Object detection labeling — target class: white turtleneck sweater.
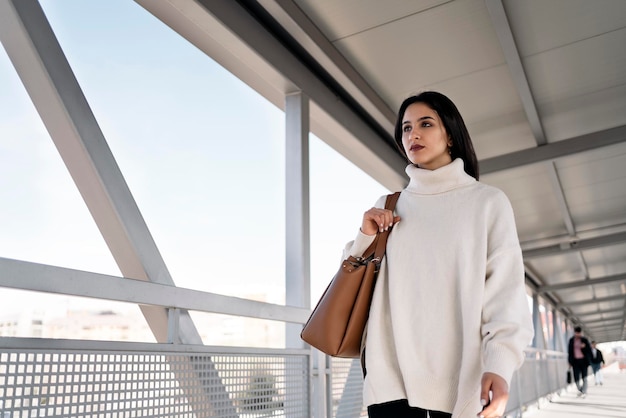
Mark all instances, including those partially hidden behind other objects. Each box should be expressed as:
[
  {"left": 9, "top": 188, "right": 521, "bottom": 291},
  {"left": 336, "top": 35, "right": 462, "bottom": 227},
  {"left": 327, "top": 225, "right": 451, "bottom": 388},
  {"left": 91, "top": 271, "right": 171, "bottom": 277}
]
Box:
[{"left": 345, "top": 159, "right": 533, "bottom": 417}]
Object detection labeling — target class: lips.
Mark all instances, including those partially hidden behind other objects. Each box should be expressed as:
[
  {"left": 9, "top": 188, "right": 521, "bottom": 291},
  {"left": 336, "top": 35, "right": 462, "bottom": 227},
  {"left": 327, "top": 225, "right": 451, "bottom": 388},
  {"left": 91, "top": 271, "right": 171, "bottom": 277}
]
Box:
[{"left": 410, "top": 144, "right": 424, "bottom": 151}]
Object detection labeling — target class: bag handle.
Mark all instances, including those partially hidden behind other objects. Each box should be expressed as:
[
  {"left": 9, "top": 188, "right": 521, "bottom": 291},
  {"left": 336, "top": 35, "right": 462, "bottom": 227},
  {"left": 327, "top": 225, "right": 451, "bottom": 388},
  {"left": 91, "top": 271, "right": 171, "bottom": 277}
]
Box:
[{"left": 363, "top": 191, "right": 401, "bottom": 261}]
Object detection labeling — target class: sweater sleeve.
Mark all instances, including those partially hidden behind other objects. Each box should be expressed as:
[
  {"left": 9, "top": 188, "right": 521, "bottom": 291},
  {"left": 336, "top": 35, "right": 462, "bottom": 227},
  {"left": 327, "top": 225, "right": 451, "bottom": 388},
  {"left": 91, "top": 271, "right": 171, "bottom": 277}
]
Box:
[
  {"left": 342, "top": 194, "right": 387, "bottom": 259},
  {"left": 480, "top": 192, "right": 534, "bottom": 386}
]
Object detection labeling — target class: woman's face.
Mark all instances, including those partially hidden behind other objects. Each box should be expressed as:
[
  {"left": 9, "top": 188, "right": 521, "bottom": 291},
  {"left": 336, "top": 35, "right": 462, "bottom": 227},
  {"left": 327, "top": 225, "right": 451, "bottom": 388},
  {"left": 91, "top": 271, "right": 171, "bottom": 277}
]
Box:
[{"left": 401, "top": 102, "right": 453, "bottom": 170}]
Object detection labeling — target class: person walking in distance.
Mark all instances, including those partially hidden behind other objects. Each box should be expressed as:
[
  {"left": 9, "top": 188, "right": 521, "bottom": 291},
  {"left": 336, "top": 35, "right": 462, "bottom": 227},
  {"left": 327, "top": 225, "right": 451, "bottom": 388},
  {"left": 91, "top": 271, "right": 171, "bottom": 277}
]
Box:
[
  {"left": 568, "top": 326, "right": 592, "bottom": 397},
  {"left": 590, "top": 341, "right": 605, "bottom": 386}
]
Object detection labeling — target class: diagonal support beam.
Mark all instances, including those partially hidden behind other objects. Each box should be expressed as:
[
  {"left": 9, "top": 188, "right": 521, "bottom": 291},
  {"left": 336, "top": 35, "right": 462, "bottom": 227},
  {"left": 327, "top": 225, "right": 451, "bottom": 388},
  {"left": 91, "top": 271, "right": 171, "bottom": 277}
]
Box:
[
  {"left": 0, "top": 0, "right": 190, "bottom": 343},
  {"left": 0, "top": 1, "right": 237, "bottom": 415}
]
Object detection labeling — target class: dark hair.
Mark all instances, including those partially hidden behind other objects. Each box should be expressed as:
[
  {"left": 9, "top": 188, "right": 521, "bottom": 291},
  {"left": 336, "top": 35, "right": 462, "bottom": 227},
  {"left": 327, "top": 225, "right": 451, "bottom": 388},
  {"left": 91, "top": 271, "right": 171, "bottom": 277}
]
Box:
[
  {"left": 574, "top": 326, "right": 582, "bottom": 333},
  {"left": 394, "top": 91, "right": 479, "bottom": 180}
]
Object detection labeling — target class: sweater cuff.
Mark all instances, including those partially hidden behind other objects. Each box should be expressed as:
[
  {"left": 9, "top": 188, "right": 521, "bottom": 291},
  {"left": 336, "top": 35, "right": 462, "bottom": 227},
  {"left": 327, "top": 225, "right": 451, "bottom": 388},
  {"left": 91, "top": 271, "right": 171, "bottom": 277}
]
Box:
[
  {"left": 347, "top": 230, "right": 377, "bottom": 258},
  {"left": 483, "top": 345, "right": 524, "bottom": 387}
]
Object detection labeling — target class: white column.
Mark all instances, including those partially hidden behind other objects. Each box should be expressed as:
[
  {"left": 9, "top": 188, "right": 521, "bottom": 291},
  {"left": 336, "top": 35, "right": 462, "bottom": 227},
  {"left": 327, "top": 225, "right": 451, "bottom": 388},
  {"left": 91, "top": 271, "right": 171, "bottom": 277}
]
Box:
[
  {"left": 285, "top": 91, "right": 314, "bottom": 417},
  {"left": 285, "top": 91, "right": 311, "bottom": 345}
]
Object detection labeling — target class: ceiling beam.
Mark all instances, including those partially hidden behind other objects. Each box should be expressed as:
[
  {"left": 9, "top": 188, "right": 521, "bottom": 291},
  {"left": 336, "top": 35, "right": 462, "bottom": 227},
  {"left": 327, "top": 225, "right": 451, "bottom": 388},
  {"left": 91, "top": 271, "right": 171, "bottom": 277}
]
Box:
[
  {"left": 557, "top": 294, "right": 625, "bottom": 308},
  {"left": 585, "top": 322, "right": 622, "bottom": 330},
  {"left": 576, "top": 307, "right": 626, "bottom": 318},
  {"left": 538, "top": 272, "right": 626, "bottom": 293},
  {"left": 523, "top": 231, "right": 626, "bottom": 259},
  {"left": 582, "top": 316, "right": 623, "bottom": 326},
  {"left": 255, "top": 0, "right": 396, "bottom": 131},
  {"left": 486, "top": 0, "right": 546, "bottom": 145},
  {"left": 480, "top": 124, "right": 626, "bottom": 174}
]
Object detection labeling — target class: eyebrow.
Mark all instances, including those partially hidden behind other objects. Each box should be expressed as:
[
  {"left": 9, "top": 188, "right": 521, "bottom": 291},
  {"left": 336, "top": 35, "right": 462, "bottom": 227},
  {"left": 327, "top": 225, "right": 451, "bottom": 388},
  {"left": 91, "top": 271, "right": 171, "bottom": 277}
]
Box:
[{"left": 402, "top": 116, "right": 435, "bottom": 124}]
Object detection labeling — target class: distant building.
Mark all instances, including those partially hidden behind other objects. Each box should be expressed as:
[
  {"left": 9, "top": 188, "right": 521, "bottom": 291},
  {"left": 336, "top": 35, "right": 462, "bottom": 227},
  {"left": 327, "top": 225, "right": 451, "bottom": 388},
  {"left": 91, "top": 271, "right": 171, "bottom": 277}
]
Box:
[{"left": 1, "top": 289, "right": 285, "bottom": 347}]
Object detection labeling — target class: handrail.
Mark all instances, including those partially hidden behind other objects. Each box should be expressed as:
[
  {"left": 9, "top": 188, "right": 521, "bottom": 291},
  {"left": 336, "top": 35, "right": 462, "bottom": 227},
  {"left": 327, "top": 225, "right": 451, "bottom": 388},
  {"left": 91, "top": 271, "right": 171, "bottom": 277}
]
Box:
[{"left": 0, "top": 257, "right": 310, "bottom": 324}]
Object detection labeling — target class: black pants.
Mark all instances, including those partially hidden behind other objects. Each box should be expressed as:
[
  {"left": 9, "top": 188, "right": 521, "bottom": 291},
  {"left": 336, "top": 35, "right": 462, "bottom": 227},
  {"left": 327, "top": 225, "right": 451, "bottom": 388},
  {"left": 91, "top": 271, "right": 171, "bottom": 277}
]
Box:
[
  {"left": 571, "top": 358, "right": 589, "bottom": 393},
  {"left": 368, "top": 399, "right": 452, "bottom": 418}
]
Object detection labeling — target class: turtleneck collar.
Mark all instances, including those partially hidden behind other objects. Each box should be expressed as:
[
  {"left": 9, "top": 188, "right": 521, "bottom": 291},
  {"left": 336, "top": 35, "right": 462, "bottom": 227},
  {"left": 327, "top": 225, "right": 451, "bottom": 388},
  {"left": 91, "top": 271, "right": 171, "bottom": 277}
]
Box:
[{"left": 405, "top": 158, "right": 476, "bottom": 195}]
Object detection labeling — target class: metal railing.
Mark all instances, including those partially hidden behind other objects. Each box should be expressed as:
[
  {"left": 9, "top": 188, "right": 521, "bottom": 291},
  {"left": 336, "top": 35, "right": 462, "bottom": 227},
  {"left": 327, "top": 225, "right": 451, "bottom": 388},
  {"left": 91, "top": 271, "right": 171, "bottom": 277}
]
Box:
[
  {"left": 0, "top": 339, "right": 568, "bottom": 418},
  {"left": 0, "top": 257, "right": 568, "bottom": 418},
  {"left": 0, "top": 338, "right": 308, "bottom": 418},
  {"left": 506, "top": 348, "right": 569, "bottom": 416}
]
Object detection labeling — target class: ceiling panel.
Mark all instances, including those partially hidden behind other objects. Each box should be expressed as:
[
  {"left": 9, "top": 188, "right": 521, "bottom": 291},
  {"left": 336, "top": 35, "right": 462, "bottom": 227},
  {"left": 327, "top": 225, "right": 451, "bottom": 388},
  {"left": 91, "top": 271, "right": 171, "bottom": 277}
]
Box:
[
  {"left": 536, "top": 38, "right": 626, "bottom": 98},
  {"left": 583, "top": 247, "right": 626, "bottom": 277},
  {"left": 539, "top": 84, "right": 626, "bottom": 143},
  {"left": 504, "top": 0, "right": 626, "bottom": 56},
  {"left": 293, "top": 0, "right": 452, "bottom": 41},
  {"left": 527, "top": 253, "right": 585, "bottom": 283},
  {"left": 330, "top": 0, "right": 503, "bottom": 103}
]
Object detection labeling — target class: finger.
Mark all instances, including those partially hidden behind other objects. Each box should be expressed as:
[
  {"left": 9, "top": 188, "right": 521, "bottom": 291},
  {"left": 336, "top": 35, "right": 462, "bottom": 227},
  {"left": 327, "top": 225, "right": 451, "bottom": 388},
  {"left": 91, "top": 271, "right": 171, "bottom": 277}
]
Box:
[
  {"left": 478, "top": 398, "right": 506, "bottom": 417},
  {"left": 479, "top": 379, "right": 491, "bottom": 408},
  {"left": 373, "top": 210, "right": 392, "bottom": 232}
]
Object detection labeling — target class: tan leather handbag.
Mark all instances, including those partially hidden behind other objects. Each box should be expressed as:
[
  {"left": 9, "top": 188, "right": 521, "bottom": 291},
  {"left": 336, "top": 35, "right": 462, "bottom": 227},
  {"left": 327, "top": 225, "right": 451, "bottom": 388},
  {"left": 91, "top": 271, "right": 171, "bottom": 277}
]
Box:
[{"left": 300, "top": 192, "right": 400, "bottom": 358}]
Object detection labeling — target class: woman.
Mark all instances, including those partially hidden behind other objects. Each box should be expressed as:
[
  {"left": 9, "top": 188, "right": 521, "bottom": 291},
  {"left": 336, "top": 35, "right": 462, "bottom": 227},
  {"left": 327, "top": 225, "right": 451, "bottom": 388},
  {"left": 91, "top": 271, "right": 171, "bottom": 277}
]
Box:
[{"left": 344, "top": 91, "right": 533, "bottom": 418}]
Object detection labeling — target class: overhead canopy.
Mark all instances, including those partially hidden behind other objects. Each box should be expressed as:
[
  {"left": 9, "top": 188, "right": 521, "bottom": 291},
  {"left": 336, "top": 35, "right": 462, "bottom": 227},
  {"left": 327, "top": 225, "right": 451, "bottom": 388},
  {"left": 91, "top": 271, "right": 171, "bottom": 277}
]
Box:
[
  {"left": 3, "top": 0, "right": 624, "bottom": 343},
  {"left": 137, "top": 0, "right": 626, "bottom": 342}
]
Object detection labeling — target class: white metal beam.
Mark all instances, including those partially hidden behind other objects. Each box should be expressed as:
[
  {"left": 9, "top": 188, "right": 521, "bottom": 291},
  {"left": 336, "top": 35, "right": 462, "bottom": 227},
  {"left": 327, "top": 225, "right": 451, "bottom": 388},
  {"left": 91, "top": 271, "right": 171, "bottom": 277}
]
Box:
[
  {"left": 256, "top": 0, "right": 396, "bottom": 132},
  {"left": 486, "top": 0, "right": 546, "bottom": 145},
  {"left": 557, "top": 294, "right": 625, "bottom": 308},
  {"left": 285, "top": 91, "right": 311, "bottom": 344},
  {"left": 480, "top": 124, "right": 626, "bottom": 173},
  {"left": 523, "top": 231, "right": 626, "bottom": 259},
  {"left": 538, "top": 273, "right": 626, "bottom": 293},
  {"left": 0, "top": 257, "right": 311, "bottom": 324}
]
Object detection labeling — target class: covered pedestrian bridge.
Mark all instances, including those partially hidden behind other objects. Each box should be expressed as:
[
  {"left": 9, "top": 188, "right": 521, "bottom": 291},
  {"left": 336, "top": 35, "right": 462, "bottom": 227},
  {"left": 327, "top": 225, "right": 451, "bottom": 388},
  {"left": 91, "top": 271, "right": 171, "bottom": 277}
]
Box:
[{"left": 1, "top": 0, "right": 625, "bottom": 417}]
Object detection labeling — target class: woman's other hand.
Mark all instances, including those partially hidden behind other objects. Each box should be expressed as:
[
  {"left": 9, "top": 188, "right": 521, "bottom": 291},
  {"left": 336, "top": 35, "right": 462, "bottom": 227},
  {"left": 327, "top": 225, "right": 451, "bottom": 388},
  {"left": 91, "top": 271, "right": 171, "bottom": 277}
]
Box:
[{"left": 477, "top": 372, "right": 508, "bottom": 418}]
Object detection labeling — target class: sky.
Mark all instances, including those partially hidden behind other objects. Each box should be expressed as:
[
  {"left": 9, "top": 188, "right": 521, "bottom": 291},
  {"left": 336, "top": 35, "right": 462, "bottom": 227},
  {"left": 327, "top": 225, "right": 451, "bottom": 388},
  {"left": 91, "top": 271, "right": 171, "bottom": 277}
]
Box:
[{"left": 0, "top": 1, "right": 388, "bottom": 320}]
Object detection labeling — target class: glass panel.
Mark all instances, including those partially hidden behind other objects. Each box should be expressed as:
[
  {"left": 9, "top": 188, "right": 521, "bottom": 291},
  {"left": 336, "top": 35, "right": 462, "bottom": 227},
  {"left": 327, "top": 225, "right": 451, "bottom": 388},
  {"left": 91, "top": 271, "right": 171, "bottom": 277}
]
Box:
[
  {"left": 309, "top": 136, "right": 388, "bottom": 303},
  {"left": 38, "top": 0, "right": 286, "bottom": 301},
  {"left": 0, "top": 39, "right": 119, "bottom": 276}
]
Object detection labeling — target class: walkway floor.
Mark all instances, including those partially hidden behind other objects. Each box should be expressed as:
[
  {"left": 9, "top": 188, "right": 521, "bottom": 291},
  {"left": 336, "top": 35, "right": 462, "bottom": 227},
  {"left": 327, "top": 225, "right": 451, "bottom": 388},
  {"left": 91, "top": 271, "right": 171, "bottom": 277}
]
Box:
[{"left": 522, "top": 362, "right": 626, "bottom": 418}]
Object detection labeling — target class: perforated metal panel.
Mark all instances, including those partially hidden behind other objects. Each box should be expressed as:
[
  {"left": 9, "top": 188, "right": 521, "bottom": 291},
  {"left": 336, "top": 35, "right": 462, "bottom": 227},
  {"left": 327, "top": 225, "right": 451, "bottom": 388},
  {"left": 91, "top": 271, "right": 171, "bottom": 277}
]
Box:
[
  {"left": 330, "top": 358, "right": 366, "bottom": 418},
  {"left": 0, "top": 347, "right": 309, "bottom": 418}
]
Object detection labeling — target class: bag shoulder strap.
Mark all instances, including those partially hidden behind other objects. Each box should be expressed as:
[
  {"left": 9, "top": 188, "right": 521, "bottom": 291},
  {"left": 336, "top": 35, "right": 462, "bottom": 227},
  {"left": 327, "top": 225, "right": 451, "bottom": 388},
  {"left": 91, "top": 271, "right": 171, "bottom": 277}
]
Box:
[{"left": 362, "top": 191, "right": 401, "bottom": 259}]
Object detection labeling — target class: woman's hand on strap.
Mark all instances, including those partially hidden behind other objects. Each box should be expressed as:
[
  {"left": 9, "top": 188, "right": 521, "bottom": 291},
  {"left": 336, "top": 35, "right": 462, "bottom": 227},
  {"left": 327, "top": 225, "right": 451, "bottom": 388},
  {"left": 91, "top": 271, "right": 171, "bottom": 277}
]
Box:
[{"left": 361, "top": 207, "right": 401, "bottom": 235}]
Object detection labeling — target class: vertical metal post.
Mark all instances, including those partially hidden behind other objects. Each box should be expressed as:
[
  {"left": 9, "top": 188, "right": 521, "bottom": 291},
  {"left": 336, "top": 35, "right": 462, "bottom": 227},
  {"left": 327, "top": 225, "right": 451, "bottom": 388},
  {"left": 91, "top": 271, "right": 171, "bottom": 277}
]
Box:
[
  {"left": 311, "top": 351, "right": 329, "bottom": 418},
  {"left": 550, "top": 308, "right": 556, "bottom": 351},
  {"left": 167, "top": 308, "right": 180, "bottom": 344},
  {"left": 285, "top": 91, "right": 311, "bottom": 416},
  {"left": 532, "top": 295, "right": 545, "bottom": 349},
  {"left": 285, "top": 91, "right": 311, "bottom": 344}
]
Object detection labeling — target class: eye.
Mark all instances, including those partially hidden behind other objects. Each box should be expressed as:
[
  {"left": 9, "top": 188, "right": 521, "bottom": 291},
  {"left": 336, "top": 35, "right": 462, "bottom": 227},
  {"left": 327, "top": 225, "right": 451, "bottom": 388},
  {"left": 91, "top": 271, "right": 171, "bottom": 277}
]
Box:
[
  {"left": 402, "top": 125, "right": 411, "bottom": 133},
  {"left": 421, "top": 121, "right": 432, "bottom": 127}
]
